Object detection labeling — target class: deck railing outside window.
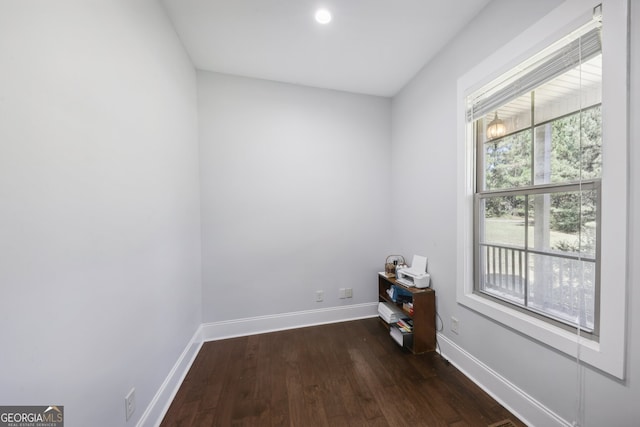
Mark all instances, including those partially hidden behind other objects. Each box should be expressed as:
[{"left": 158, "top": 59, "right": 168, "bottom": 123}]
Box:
[{"left": 479, "top": 243, "right": 596, "bottom": 330}]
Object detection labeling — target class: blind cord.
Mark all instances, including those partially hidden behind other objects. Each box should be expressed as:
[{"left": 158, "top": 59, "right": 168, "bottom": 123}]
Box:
[{"left": 574, "top": 19, "right": 587, "bottom": 426}]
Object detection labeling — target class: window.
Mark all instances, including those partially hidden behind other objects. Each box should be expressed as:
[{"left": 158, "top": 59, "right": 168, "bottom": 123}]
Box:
[
  {"left": 468, "top": 22, "right": 602, "bottom": 335},
  {"left": 456, "top": 1, "right": 628, "bottom": 379}
]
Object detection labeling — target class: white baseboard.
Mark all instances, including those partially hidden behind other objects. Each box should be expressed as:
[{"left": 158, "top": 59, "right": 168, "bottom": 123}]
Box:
[
  {"left": 139, "top": 303, "right": 378, "bottom": 427},
  {"left": 436, "top": 333, "right": 571, "bottom": 427},
  {"left": 200, "top": 302, "right": 379, "bottom": 342},
  {"left": 137, "top": 327, "right": 203, "bottom": 427}
]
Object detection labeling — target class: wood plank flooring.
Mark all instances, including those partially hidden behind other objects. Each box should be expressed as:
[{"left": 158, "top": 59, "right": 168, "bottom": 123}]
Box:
[{"left": 160, "top": 318, "right": 526, "bottom": 427}]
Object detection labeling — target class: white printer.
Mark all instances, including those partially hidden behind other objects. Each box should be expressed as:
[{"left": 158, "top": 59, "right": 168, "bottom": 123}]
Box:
[{"left": 396, "top": 255, "right": 430, "bottom": 288}]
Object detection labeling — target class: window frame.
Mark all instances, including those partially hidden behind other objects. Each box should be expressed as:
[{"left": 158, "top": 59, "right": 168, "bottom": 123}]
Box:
[{"left": 456, "top": 0, "right": 628, "bottom": 379}]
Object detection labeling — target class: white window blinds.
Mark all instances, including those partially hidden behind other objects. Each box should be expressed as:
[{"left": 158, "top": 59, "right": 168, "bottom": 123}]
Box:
[{"left": 466, "top": 23, "right": 602, "bottom": 122}]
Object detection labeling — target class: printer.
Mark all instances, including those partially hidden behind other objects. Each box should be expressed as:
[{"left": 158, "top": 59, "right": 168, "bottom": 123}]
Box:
[{"left": 396, "top": 255, "right": 431, "bottom": 288}]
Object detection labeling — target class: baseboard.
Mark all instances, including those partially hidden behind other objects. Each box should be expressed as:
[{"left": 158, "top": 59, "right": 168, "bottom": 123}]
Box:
[
  {"left": 137, "top": 327, "right": 203, "bottom": 427},
  {"left": 437, "top": 333, "right": 572, "bottom": 427},
  {"left": 200, "top": 302, "right": 379, "bottom": 342}
]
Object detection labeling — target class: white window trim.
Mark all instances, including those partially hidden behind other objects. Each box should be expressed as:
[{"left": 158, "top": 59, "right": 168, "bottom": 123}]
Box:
[{"left": 456, "top": 0, "right": 628, "bottom": 379}]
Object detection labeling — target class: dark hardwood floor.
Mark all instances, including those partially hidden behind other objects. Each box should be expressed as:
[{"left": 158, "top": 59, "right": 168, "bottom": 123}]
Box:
[{"left": 160, "top": 317, "right": 525, "bottom": 427}]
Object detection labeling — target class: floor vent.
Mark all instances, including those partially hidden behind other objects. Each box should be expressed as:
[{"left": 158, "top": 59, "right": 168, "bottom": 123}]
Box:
[{"left": 488, "top": 420, "right": 517, "bottom": 427}]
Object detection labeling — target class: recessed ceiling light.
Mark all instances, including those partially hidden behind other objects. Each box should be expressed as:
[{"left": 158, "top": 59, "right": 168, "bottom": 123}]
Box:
[{"left": 315, "top": 9, "right": 332, "bottom": 24}]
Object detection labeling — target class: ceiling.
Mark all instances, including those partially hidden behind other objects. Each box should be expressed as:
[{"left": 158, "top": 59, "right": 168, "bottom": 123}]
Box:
[{"left": 160, "top": 0, "right": 492, "bottom": 97}]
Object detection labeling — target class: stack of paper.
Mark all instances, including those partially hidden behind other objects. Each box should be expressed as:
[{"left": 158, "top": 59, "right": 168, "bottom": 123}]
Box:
[
  {"left": 390, "top": 326, "right": 408, "bottom": 346},
  {"left": 378, "top": 302, "right": 404, "bottom": 324}
]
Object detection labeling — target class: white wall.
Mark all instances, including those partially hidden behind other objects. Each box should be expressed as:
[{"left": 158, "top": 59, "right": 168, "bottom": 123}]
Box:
[
  {"left": 198, "top": 72, "right": 390, "bottom": 323},
  {"left": 0, "top": 1, "right": 201, "bottom": 426},
  {"left": 392, "top": 0, "right": 640, "bottom": 426}
]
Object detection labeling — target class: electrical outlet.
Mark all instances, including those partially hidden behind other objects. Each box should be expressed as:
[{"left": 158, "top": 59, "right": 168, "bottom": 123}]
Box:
[
  {"left": 315, "top": 290, "right": 324, "bottom": 302},
  {"left": 125, "top": 388, "right": 136, "bottom": 421},
  {"left": 345, "top": 288, "right": 353, "bottom": 298},
  {"left": 339, "top": 288, "right": 346, "bottom": 299},
  {"left": 451, "top": 317, "right": 459, "bottom": 334}
]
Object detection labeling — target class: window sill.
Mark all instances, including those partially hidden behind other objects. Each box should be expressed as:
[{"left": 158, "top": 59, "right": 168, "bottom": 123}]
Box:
[{"left": 458, "top": 290, "right": 600, "bottom": 356}]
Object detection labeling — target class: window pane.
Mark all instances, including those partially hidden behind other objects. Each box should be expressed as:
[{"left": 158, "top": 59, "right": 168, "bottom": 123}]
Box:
[
  {"left": 528, "top": 190, "right": 597, "bottom": 258},
  {"left": 578, "top": 106, "right": 602, "bottom": 180},
  {"left": 479, "top": 244, "right": 525, "bottom": 305},
  {"left": 527, "top": 253, "right": 596, "bottom": 330},
  {"left": 483, "top": 130, "right": 531, "bottom": 191},
  {"left": 534, "top": 106, "right": 602, "bottom": 184},
  {"left": 478, "top": 93, "right": 533, "bottom": 142},
  {"left": 479, "top": 196, "right": 528, "bottom": 248},
  {"left": 534, "top": 55, "right": 602, "bottom": 125}
]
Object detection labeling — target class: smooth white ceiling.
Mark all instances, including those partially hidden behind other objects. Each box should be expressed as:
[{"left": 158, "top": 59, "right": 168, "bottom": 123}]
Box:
[{"left": 161, "top": 0, "right": 492, "bottom": 97}]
